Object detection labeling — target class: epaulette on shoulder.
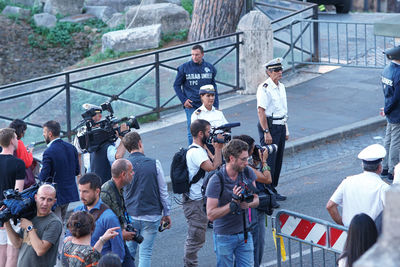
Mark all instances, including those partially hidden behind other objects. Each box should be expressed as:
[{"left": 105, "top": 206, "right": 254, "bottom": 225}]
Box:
[{"left": 195, "top": 109, "right": 202, "bottom": 115}]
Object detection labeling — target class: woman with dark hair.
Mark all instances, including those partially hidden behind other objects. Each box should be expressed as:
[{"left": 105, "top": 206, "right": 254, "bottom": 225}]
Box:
[
  {"left": 338, "top": 213, "right": 378, "bottom": 267},
  {"left": 62, "top": 211, "right": 120, "bottom": 267},
  {"left": 9, "top": 119, "right": 35, "bottom": 188},
  {"left": 97, "top": 253, "right": 122, "bottom": 267}
]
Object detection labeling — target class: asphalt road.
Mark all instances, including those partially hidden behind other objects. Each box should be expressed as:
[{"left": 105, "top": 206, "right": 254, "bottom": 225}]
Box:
[{"left": 145, "top": 125, "right": 388, "bottom": 267}]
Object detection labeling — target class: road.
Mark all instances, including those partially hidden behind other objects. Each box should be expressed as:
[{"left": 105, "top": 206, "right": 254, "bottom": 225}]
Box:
[{"left": 144, "top": 125, "right": 388, "bottom": 266}]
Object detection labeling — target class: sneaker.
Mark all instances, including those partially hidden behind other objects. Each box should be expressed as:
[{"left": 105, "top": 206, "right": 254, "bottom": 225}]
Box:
[{"left": 381, "top": 169, "right": 389, "bottom": 178}]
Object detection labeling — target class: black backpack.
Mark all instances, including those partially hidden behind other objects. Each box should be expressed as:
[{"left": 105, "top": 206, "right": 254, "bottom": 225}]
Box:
[{"left": 170, "top": 146, "right": 205, "bottom": 194}]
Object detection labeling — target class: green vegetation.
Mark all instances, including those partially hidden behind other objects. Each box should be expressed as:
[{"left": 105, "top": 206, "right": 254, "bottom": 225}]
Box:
[
  {"left": 137, "top": 113, "right": 159, "bottom": 124},
  {"left": 0, "top": 0, "right": 10, "bottom": 12},
  {"left": 160, "top": 29, "right": 188, "bottom": 46},
  {"left": 181, "top": 0, "right": 193, "bottom": 16}
]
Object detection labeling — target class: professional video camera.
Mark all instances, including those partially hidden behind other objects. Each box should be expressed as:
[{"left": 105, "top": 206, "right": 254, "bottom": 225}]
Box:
[
  {"left": 252, "top": 144, "right": 278, "bottom": 162},
  {"left": 76, "top": 100, "right": 140, "bottom": 153},
  {"left": 125, "top": 223, "right": 144, "bottom": 244},
  {"left": 0, "top": 183, "right": 39, "bottom": 227},
  {"left": 207, "top": 122, "right": 241, "bottom": 144}
]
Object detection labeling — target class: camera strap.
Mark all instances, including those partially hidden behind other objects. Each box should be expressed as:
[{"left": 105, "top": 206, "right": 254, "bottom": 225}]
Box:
[{"left": 90, "top": 203, "right": 110, "bottom": 222}]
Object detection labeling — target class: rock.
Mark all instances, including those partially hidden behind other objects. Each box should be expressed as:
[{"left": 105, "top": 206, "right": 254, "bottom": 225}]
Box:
[
  {"left": 106, "top": 12, "right": 124, "bottom": 28},
  {"left": 237, "top": 10, "right": 273, "bottom": 94},
  {"left": 1, "top": 6, "right": 30, "bottom": 18},
  {"left": 83, "top": 25, "right": 91, "bottom": 31},
  {"left": 102, "top": 24, "right": 161, "bottom": 53},
  {"left": 59, "top": 13, "right": 96, "bottom": 23},
  {"left": 84, "top": 0, "right": 140, "bottom": 12},
  {"left": 141, "top": 0, "right": 181, "bottom": 4},
  {"left": 85, "top": 6, "right": 117, "bottom": 23},
  {"left": 33, "top": 13, "right": 57, "bottom": 28},
  {"left": 44, "top": 0, "right": 84, "bottom": 16},
  {"left": 125, "top": 3, "right": 190, "bottom": 34},
  {"left": 10, "top": 0, "right": 37, "bottom": 7}
]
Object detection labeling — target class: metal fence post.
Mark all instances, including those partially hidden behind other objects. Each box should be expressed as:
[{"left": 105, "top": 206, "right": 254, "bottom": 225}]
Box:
[
  {"left": 155, "top": 53, "right": 161, "bottom": 119},
  {"left": 236, "top": 33, "right": 240, "bottom": 91},
  {"left": 312, "top": 5, "right": 319, "bottom": 63},
  {"left": 65, "top": 73, "right": 72, "bottom": 142}
]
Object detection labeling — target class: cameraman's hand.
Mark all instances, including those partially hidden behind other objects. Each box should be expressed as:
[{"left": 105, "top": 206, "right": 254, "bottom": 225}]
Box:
[
  {"left": 232, "top": 185, "right": 242, "bottom": 203},
  {"left": 261, "top": 148, "right": 269, "bottom": 162},
  {"left": 122, "top": 229, "right": 135, "bottom": 241},
  {"left": 102, "top": 226, "right": 120, "bottom": 242},
  {"left": 161, "top": 216, "right": 172, "bottom": 229},
  {"left": 116, "top": 123, "right": 129, "bottom": 139},
  {"left": 20, "top": 218, "right": 33, "bottom": 230},
  {"left": 212, "top": 140, "right": 224, "bottom": 151},
  {"left": 264, "top": 132, "right": 273, "bottom": 145}
]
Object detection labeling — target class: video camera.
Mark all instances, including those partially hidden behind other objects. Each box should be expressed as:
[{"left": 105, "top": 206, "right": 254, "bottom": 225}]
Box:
[
  {"left": 76, "top": 100, "right": 140, "bottom": 153},
  {"left": 207, "top": 122, "right": 241, "bottom": 144},
  {"left": 252, "top": 144, "right": 278, "bottom": 162},
  {"left": 0, "top": 184, "right": 39, "bottom": 227}
]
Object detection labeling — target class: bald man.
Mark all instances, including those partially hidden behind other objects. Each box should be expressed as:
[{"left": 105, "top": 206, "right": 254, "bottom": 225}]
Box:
[{"left": 5, "top": 184, "right": 62, "bottom": 266}]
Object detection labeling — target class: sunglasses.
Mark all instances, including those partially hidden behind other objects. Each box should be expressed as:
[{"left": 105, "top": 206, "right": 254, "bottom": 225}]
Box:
[{"left": 272, "top": 67, "right": 283, "bottom": 72}]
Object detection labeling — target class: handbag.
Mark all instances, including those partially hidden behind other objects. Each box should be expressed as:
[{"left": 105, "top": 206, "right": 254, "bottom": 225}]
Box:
[{"left": 257, "top": 185, "right": 277, "bottom": 216}]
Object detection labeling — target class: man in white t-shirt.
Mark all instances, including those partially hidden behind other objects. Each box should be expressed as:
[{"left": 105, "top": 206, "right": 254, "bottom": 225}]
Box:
[
  {"left": 183, "top": 119, "right": 223, "bottom": 267},
  {"left": 326, "top": 144, "right": 390, "bottom": 227}
]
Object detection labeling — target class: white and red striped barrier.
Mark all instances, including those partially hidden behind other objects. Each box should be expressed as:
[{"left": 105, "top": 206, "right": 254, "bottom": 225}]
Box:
[{"left": 277, "top": 212, "right": 348, "bottom": 252}]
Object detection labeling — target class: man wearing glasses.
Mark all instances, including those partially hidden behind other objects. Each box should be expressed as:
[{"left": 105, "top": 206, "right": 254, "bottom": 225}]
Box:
[{"left": 256, "top": 58, "right": 289, "bottom": 202}]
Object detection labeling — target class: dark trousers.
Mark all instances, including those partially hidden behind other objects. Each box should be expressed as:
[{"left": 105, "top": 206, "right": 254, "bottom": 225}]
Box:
[{"left": 257, "top": 122, "right": 286, "bottom": 190}]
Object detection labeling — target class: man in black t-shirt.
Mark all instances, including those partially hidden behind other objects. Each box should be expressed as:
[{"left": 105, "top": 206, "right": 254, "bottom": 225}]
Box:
[{"left": 0, "top": 128, "right": 26, "bottom": 267}]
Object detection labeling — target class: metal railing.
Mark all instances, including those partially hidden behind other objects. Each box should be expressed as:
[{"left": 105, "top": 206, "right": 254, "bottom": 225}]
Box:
[
  {"left": 0, "top": 32, "right": 243, "bottom": 141},
  {"left": 288, "top": 19, "right": 397, "bottom": 70},
  {"left": 274, "top": 210, "right": 348, "bottom": 267}
]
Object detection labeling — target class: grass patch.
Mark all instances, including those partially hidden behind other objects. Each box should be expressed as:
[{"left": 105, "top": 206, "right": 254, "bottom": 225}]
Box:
[
  {"left": 181, "top": 0, "right": 193, "bottom": 16},
  {"left": 159, "top": 29, "right": 188, "bottom": 46},
  {"left": 137, "top": 113, "right": 159, "bottom": 124}
]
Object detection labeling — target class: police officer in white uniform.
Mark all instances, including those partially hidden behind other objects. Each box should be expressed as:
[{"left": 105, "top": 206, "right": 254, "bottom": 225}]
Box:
[
  {"left": 326, "top": 144, "right": 390, "bottom": 227},
  {"left": 191, "top": 84, "right": 228, "bottom": 128},
  {"left": 256, "top": 58, "right": 289, "bottom": 201}
]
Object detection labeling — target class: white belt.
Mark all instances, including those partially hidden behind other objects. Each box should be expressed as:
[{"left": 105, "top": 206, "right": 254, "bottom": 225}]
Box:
[{"left": 272, "top": 119, "right": 286, "bottom": 125}]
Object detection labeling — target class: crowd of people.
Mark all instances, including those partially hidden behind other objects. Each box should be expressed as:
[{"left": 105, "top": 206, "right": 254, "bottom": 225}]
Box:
[{"left": 0, "top": 43, "right": 399, "bottom": 267}]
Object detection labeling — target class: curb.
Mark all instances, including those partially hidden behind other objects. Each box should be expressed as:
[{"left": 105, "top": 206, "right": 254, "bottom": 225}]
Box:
[{"left": 284, "top": 116, "right": 386, "bottom": 154}]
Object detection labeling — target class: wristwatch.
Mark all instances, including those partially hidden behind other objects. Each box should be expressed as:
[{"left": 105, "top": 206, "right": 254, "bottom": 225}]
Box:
[
  {"left": 263, "top": 129, "right": 269, "bottom": 133},
  {"left": 26, "top": 225, "right": 34, "bottom": 232}
]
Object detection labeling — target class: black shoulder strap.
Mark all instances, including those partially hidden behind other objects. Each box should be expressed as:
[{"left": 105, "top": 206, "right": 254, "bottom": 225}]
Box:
[
  {"left": 90, "top": 203, "right": 110, "bottom": 222},
  {"left": 188, "top": 145, "right": 206, "bottom": 186},
  {"left": 215, "top": 171, "right": 225, "bottom": 198}
]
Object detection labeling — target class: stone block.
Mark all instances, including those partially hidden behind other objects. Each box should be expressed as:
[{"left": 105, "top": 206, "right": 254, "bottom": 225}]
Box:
[
  {"left": 125, "top": 3, "right": 190, "bottom": 34},
  {"left": 44, "top": 0, "right": 84, "bottom": 16},
  {"left": 33, "top": 13, "right": 57, "bottom": 28},
  {"left": 10, "top": 0, "right": 37, "bottom": 7},
  {"left": 102, "top": 24, "right": 161, "bottom": 53},
  {"left": 84, "top": 0, "right": 140, "bottom": 12},
  {"left": 237, "top": 10, "right": 273, "bottom": 94},
  {"left": 106, "top": 12, "right": 124, "bottom": 28},
  {"left": 374, "top": 15, "right": 400, "bottom": 37},
  {"left": 59, "top": 13, "right": 96, "bottom": 23},
  {"left": 141, "top": 0, "right": 181, "bottom": 4},
  {"left": 1, "top": 6, "right": 30, "bottom": 18},
  {"left": 85, "top": 5, "right": 117, "bottom": 23}
]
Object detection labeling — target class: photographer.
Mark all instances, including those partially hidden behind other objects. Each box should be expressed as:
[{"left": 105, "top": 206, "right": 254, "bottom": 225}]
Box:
[
  {"left": 122, "top": 132, "right": 171, "bottom": 267},
  {"left": 206, "top": 139, "right": 259, "bottom": 267},
  {"left": 233, "top": 135, "right": 273, "bottom": 267},
  {"left": 100, "top": 159, "right": 136, "bottom": 266},
  {"left": 5, "top": 184, "right": 62, "bottom": 266}
]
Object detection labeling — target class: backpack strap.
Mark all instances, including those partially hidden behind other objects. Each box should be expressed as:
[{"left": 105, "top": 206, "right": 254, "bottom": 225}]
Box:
[
  {"left": 215, "top": 171, "right": 225, "bottom": 198},
  {"left": 187, "top": 145, "right": 206, "bottom": 186},
  {"left": 89, "top": 203, "right": 110, "bottom": 222}
]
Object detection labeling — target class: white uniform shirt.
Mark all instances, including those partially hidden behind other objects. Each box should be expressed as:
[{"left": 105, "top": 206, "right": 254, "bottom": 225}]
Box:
[
  {"left": 256, "top": 77, "right": 288, "bottom": 118},
  {"left": 186, "top": 143, "right": 209, "bottom": 200},
  {"left": 191, "top": 104, "right": 228, "bottom": 128},
  {"left": 330, "top": 171, "right": 389, "bottom": 227}
]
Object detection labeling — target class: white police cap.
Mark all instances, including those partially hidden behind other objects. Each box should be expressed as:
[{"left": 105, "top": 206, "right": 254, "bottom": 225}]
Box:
[
  {"left": 264, "top": 57, "right": 283, "bottom": 70},
  {"left": 199, "top": 84, "right": 216, "bottom": 95},
  {"left": 82, "top": 103, "right": 102, "bottom": 113},
  {"left": 357, "top": 144, "right": 386, "bottom": 163}
]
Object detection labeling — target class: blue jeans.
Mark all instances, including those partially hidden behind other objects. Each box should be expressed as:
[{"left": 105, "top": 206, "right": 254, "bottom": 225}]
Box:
[
  {"left": 126, "top": 218, "right": 160, "bottom": 267},
  {"left": 185, "top": 107, "right": 195, "bottom": 145},
  {"left": 213, "top": 232, "right": 254, "bottom": 267}
]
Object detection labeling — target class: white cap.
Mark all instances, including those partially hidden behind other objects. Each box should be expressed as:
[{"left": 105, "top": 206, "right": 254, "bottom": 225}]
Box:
[
  {"left": 357, "top": 144, "right": 386, "bottom": 162},
  {"left": 264, "top": 57, "right": 283, "bottom": 70},
  {"left": 82, "top": 103, "right": 102, "bottom": 112}
]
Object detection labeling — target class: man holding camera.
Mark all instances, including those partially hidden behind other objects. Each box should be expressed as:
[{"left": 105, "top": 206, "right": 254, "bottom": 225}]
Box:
[
  {"left": 257, "top": 58, "right": 289, "bottom": 201},
  {"left": 100, "top": 159, "right": 136, "bottom": 266},
  {"left": 5, "top": 184, "right": 62, "bottom": 266},
  {"left": 74, "top": 173, "right": 125, "bottom": 262},
  {"left": 183, "top": 119, "right": 223, "bottom": 267},
  {"left": 206, "top": 139, "right": 259, "bottom": 267},
  {"left": 122, "top": 131, "right": 171, "bottom": 267}
]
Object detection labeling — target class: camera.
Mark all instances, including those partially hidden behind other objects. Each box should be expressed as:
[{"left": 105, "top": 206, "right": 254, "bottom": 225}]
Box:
[
  {"left": 0, "top": 184, "right": 39, "bottom": 227},
  {"left": 232, "top": 178, "right": 258, "bottom": 204},
  {"left": 158, "top": 221, "right": 170, "bottom": 232},
  {"left": 207, "top": 122, "right": 241, "bottom": 144},
  {"left": 125, "top": 223, "right": 144, "bottom": 244},
  {"left": 76, "top": 100, "right": 140, "bottom": 153},
  {"left": 252, "top": 144, "right": 278, "bottom": 162}
]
